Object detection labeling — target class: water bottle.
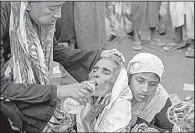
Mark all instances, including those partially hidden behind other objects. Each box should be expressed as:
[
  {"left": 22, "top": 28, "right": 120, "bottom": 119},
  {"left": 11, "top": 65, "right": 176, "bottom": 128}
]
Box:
[{"left": 63, "top": 80, "right": 96, "bottom": 114}]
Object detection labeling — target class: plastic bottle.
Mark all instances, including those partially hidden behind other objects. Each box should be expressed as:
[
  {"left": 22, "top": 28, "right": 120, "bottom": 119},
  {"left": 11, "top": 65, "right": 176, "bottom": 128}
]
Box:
[{"left": 63, "top": 80, "right": 96, "bottom": 114}]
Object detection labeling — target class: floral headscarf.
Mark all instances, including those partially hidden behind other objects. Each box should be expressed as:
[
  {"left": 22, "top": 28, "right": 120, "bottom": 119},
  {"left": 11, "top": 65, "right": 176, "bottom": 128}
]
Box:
[
  {"left": 127, "top": 53, "right": 169, "bottom": 122},
  {"left": 5, "top": 2, "right": 54, "bottom": 85},
  {"left": 127, "top": 53, "right": 164, "bottom": 80}
]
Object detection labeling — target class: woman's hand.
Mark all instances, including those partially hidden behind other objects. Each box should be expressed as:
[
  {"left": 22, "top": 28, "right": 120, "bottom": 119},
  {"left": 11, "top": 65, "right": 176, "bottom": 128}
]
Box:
[
  {"left": 57, "top": 83, "right": 94, "bottom": 104},
  {"left": 84, "top": 93, "right": 111, "bottom": 124},
  {"left": 101, "top": 49, "right": 125, "bottom": 63}
]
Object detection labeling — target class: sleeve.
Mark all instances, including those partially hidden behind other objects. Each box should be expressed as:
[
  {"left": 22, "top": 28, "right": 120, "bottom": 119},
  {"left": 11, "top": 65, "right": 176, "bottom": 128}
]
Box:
[
  {"left": 154, "top": 98, "right": 174, "bottom": 130},
  {"left": 53, "top": 41, "right": 101, "bottom": 82}
]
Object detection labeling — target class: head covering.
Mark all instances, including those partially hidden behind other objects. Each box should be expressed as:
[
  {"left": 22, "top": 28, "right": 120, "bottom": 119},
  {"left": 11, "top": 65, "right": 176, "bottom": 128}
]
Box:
[
  {"left": 94, "top": 67, "right": 132, "bottom": 132},
  {"left": 100, "top": 48, "right": 126, "bottom": 66},
  {"left": 76, "top": 55, "right": 132, "bottom": 132},
  {"left": 127, "top": 53, "right": 165, "bottom": 79},
  {"left": 126, "top": 53, "right": 169, "bottom": 123},
  {"left": 5, "top": 2, "right": 54, "bottom": 85}
]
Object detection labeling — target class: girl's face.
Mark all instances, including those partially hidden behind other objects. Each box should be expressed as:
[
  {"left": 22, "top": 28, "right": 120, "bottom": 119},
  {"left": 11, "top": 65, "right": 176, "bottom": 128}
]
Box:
[{"left": 129, "top": 72, "right": 160, "bottom": 103}]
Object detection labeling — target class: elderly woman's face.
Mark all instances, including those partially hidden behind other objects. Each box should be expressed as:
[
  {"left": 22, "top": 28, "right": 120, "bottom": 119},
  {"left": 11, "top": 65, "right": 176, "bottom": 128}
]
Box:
[
  {"left": 88, "top": 58, "right": 119, "bottom": 97},
  {"left": 129, "top": 72, "right": 160, "bottom": 103},
  {"left": 28, "top": 2, "right": 64, "bottom": 26}
]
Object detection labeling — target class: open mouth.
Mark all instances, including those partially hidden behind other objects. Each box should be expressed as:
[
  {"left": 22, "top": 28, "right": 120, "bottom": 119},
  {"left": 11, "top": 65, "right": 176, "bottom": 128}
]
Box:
[
  {"left": 94, "top": 81, "right": 99, "bottom": 87},
  {"left": 139, "top": 94, "right": 147, "bottom": 99},
  {"left": 90, "top": 80, "right": 99, "bottom": 87}
]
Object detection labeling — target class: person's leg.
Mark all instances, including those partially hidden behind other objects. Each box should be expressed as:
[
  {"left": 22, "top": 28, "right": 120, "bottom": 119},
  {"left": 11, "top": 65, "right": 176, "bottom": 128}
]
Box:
[
  {"left": 148, "top": 2, "right": 166, "bottom": 47},
  {"left": 150, "top": 27, "right": 157, "bottom": 40},
  {"left": 131, "top": 2, "right": 147, "bottom": 51},
  {"left": 149, "top": 27, "right": 166, "bottom": 47},
  {"left": 163, "top": 26, "right": 186, "bottom": 51},
  {"left": 185, "top": 40, "right": 194, "bottom": 58},
  {"left": 158, "top": 2, "right": 169, "bottom": 35},
  {"left": 158, "top": 15, "right": 167, "bottom": 35},
  {"left": 163, "top": 2, "right": 186, "bottom": 52},
  {"left": 185, "top": 2, "right": 194, "bottom": 58},
  {"left": 175, "top": 26, "right": 183, "bottom": 44},
  {"left": 132, "top": 30, "right": 142, "bottom": 51}
]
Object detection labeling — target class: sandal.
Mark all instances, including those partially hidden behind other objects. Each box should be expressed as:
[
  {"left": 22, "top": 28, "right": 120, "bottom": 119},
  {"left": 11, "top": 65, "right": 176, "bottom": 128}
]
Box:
[
  {"left": 132, "top": 41, "right": 142, "bottom": 51},
  {"left": 163, "top": 42, "right": 186, "bottom": 52},
  {"left": 185, "top": 47, "right": 194, "bottom": 58},
  {"left": 148, "top": 37, "right": 166, "bottom": 47}
]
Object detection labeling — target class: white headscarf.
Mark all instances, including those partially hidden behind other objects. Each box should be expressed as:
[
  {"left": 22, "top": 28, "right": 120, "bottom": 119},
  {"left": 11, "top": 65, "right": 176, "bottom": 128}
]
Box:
[
  {"left": 127, "top": 53, "right": 169, "bottom": 122},
  {"left": 94, "top": 67, "right": 132, "bottom": 132},
  {"left": 127, "top": 53, "right": 164, "bottom": 79}
]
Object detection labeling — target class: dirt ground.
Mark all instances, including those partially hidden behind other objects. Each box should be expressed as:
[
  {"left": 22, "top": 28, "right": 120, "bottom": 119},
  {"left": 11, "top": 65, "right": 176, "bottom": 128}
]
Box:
[{"left": 105, "top": 20, "right": 194, "bottom": 101}]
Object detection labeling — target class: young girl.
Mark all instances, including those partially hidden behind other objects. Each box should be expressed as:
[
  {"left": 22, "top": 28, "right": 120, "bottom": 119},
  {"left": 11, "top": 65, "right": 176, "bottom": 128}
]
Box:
[{"left": 127, "top": 53, "right": 174, "bottom": 132}]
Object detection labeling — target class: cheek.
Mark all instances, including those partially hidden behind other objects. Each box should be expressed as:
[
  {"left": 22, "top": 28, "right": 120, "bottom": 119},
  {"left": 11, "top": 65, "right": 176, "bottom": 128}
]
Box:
[
  {"left": 37, "top": 15, "right": 54, "bottom": 25},
  {"left": 129, "top": 80, "right": 140, "bottom": 93},
  {"left": 147, "top": 87, "right": 157, "bottom": 96},
  {"left": 32, "top": 8, "right": 54, "bottom": 25}
]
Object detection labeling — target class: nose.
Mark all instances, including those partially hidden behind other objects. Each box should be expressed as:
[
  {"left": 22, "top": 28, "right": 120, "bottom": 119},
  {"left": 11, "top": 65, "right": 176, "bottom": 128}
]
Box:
[
  {"left": 53, "top": 7, "right": 61, "bottom": 19},
  {"left": 92, "top": 71, "right": 100, "bottom": 79},
  {"left": 141, "top": 83, "right": 148, "bottom": 93}
]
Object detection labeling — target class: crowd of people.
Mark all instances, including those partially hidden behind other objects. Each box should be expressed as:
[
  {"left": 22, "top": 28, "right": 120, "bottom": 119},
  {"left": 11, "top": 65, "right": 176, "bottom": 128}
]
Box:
[{"left": 0, "top": 1, "right": 194, "bottom": 133}]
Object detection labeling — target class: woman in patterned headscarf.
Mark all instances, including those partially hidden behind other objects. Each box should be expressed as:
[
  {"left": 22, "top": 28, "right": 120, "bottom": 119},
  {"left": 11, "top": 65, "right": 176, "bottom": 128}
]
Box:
[
  {"left": 4, "top": 2, "right": 95, "bottom": 132},
  {"left": 126, "top": 53, "right": 174, "bottom": 132}
]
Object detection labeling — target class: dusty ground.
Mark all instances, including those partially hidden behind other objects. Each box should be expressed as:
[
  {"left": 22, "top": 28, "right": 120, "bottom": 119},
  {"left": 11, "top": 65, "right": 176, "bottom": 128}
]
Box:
[{"left": 105, "top": 21, "right": 194, "bottom": 101}]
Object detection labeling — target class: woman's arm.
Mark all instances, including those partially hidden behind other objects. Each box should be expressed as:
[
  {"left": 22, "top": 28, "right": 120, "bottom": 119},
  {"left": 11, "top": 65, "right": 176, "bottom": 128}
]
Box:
[{"left": 53, "top": 40, "right": 101, "bottom": 82}]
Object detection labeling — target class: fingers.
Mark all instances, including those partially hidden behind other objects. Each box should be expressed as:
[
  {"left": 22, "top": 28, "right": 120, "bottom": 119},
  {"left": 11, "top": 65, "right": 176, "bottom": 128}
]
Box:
[
  {"left": 112, "top": 49, "right": 125, "bottom": 62},
  {"left": 78, "top": 87, "right": 91, "bottom": 95},
  {"left": 95, "top": 96, "right": 102, "bottom": 106},
  {"left": 131, "top": 124, "right": 139, "bottom": 132},
  {"left": 100, "top": 93, "right": 111, "bottom": 106},
  {"left": 83, "top": 83, "right": 95, "bottom": 94},
  {"left": 71, "top": 94, "right": 83, "bottom": 104}
]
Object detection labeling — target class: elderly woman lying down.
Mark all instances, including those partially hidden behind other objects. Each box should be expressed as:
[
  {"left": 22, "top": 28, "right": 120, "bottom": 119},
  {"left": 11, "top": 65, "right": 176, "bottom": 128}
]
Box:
[{"left": 76, "top": 50, "right": 132, "bottom": 132}]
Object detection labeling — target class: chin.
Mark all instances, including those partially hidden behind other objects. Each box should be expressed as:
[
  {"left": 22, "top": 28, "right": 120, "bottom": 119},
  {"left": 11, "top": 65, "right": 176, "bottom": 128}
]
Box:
[{"left": 135, "top": 97, "right": 146, "bottom": 103}]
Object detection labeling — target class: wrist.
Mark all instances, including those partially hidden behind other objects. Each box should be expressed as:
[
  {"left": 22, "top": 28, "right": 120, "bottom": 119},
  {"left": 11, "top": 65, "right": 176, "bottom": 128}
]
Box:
[{"left": 57, "top": 85, "right": 69, "bottom": 99}]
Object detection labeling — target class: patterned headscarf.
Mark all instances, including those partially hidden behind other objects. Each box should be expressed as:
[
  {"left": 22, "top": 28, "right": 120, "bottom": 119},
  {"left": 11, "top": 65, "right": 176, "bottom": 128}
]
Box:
[
  {"left": 127, "top": 53, "right": 165, "bottom": 80},
  {"left": 5, "top": 2, "right": 54, "bottom": 85}
]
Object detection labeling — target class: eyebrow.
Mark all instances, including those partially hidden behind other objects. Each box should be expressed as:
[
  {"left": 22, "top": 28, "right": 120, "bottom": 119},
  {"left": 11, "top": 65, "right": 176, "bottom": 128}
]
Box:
[
  {"left": 137, "top": 76, "right": 144, "bottom": 80},
  {"left": 93, "top": 66, "right": 99, "bottom": 69},
  {"left": 103, "top": 67, "right": 112, "bottom": 73},
  {"left": 150, "top": 81, "right": 159, "bottom": 84}
]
